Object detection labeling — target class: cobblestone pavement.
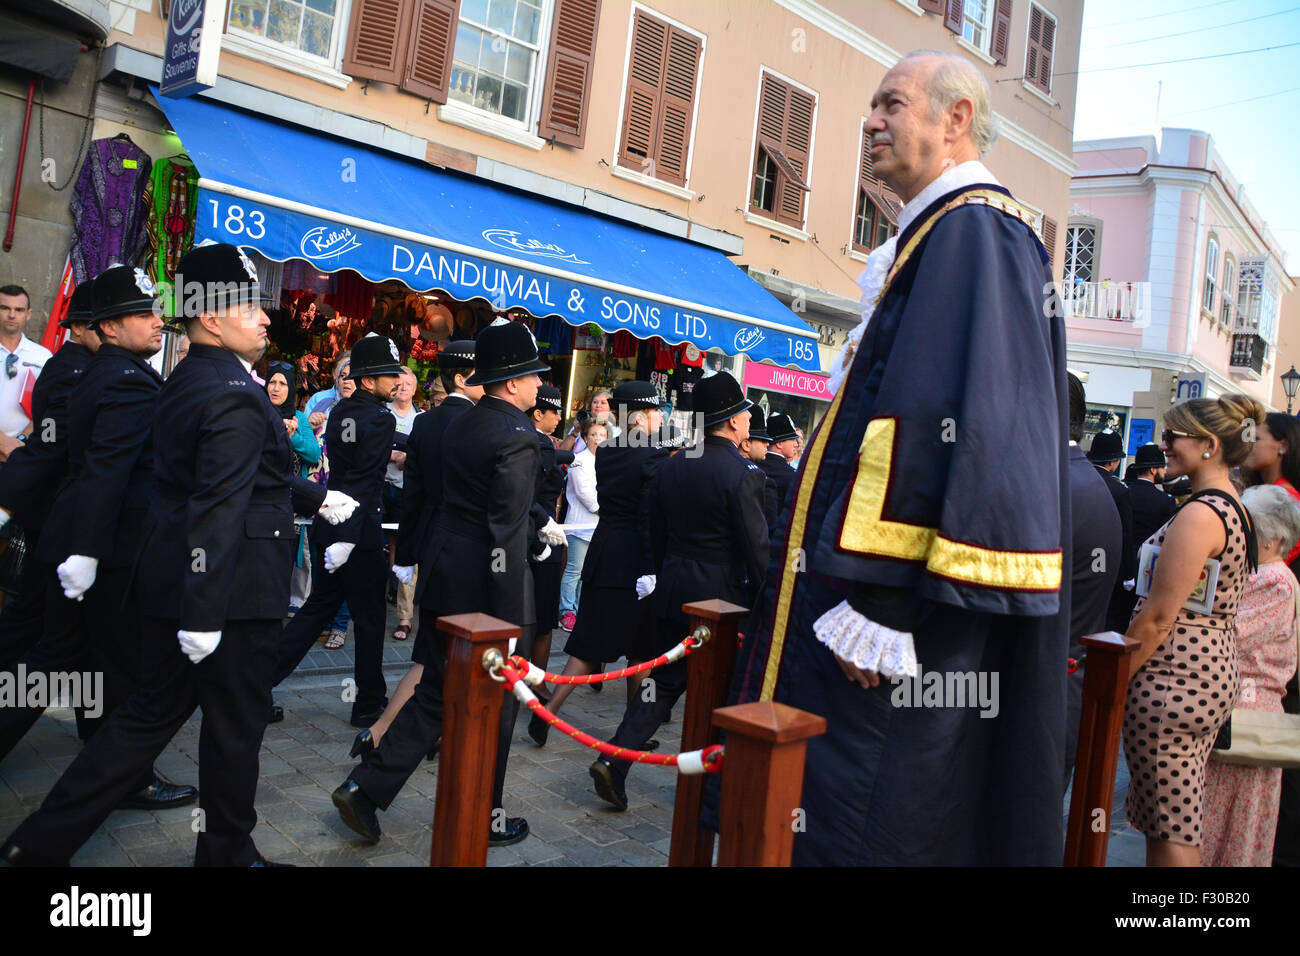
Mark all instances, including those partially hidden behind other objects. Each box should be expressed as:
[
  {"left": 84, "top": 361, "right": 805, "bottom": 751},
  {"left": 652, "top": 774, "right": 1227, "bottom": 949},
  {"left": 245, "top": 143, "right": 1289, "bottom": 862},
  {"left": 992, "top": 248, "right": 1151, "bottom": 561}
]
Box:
[{"left": 1, "top": 607, "right": 1137, "bottom": 866}]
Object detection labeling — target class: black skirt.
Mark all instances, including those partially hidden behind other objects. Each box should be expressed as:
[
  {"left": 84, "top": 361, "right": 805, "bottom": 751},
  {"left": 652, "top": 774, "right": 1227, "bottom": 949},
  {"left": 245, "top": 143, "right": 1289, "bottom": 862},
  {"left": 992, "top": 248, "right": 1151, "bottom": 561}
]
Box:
[
  {"left": 532, "top": 555, "right": 565, "bottom": 634},
  {"left": 563, "top": 584, "right": 654, "bottom": 664}
]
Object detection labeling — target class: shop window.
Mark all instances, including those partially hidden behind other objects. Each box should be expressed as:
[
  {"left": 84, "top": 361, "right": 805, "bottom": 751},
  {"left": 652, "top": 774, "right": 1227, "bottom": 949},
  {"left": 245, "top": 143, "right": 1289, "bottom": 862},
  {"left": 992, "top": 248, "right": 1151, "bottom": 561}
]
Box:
[
  {"left": 229, "top": 0, "right": 346, "bottom": 62},
  {"left": 851, "top": 124, "right": 899, "bottom": 254},
  {"left": 749, "top": 72, "right": 815, "bottom": 229},
  {"left": 616, "top": 8, "right": 703, "bottom": 187},
  {"left": 1025, "top": 3, "right": 1056, "bottom": 95},
  {"left": 1202, "top": 235, "right": 1219, "bottom": 315}
]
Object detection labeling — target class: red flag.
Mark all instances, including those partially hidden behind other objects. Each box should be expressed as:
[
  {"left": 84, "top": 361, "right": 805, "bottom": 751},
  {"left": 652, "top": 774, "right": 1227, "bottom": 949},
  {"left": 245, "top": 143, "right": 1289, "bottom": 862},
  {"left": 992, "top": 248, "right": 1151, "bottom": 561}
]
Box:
[
  {"left": 18, "top": 368, "right": 35, "bottom": 423},
  {"left": 41, "top": 256, "right": 73, "bottom": 354}
]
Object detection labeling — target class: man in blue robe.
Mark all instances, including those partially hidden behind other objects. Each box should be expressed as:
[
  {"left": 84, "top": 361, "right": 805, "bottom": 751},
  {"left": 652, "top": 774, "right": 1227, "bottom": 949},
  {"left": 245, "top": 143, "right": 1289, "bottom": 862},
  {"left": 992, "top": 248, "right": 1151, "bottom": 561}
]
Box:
[{"left": 732, "top": 51, "right": 1071, "bottom": 865}]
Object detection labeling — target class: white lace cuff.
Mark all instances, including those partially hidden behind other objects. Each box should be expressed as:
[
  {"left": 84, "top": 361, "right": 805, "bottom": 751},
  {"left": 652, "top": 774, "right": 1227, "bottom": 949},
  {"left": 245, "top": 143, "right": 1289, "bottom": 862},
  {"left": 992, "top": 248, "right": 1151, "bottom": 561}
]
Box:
[{"left": 813, "top": 600, "right": 919, "bottom": 679}]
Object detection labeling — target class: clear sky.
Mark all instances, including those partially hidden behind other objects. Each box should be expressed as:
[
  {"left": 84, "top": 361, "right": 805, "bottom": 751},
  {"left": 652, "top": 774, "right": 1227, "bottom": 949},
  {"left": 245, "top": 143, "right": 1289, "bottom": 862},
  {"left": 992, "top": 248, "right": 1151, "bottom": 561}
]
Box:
[{"left": 1074, "top": 0, "right": 1300, "bottom": 270}]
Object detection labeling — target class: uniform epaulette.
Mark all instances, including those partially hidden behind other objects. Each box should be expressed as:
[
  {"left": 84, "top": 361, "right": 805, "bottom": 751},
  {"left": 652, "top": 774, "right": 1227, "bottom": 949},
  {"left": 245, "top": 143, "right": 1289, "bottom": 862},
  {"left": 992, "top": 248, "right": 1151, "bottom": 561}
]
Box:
[{"left": 961, "top": 189, "right": 1041, "bottom": 233}]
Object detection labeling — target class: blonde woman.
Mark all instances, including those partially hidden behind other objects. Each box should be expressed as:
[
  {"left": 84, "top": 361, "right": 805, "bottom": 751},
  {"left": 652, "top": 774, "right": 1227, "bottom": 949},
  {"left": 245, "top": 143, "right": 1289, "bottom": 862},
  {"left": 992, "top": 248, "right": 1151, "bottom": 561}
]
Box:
[{"left": 1122, "top": 395, "right": 1262, "bottom": 866}]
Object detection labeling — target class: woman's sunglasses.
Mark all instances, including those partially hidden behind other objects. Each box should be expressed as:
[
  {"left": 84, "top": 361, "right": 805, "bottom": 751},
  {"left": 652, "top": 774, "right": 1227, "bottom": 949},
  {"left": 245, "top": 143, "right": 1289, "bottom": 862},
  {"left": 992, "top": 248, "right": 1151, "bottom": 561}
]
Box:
[
  {"left": 1161, "top": 428, "right": 1197, "bottom": 446},
  {"left": 4, "top": 354, "right": 17, "bottom": 380}
]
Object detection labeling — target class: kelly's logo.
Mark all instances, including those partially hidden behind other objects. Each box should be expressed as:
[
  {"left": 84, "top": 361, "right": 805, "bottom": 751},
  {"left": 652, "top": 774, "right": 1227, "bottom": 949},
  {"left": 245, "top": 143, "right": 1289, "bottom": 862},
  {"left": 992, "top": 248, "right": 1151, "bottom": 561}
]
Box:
[
  {"left": 301, "top": 226, "right": 361, "bottom": 259},
  {"left": 481, "top": 229, "right": 589, "bottom": 265},
  {"left": 733, "top": 327, "right": 765, "bottom": 353},
  {"left": 170, "top": 0, "right": 204, "bottom": 33}
]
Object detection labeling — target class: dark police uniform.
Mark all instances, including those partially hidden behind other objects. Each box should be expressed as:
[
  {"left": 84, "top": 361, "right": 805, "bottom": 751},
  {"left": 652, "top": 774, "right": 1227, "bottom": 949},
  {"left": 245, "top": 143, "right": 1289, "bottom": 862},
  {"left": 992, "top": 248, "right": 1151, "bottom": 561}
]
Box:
[
  {"left": 530, "top": 386, "right": 570, "bottom": 635},
  {"left": 592, "top": 373, "right": 768, "bottom": 805},
  {"left": 1088, "top": 430, "right": 1137, "bottom": 634},
  {"left": 1126, "top": 477, "right": 1177, "bottom": 552},
  {"left": 1064, "top": 443, "right": 1122, "bottom": 790},
  {"left": 1, "top": 245, "right": 322, "bottom": 866},
  {"left": 336, "top": 321, "right": 547, "bottom": 848},
  {"left": 758, "top": 412, "right": 797, "bottom": 532},
  {"left": 0, "top": 318, "right": 94, "bottom": 670},
  {"left": 274, "top": 336, "right": 400, "bottom": 724},
  {"left": 0, "top": 324, "right": 162, "bottom": 759}
]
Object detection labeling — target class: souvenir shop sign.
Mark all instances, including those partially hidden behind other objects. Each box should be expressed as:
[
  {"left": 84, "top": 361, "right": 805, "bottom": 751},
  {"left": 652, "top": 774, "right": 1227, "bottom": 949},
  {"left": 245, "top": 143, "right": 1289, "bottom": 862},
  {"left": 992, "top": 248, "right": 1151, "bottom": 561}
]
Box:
[
  {"left": 161, "top": 0, "right": 224, "bottom": 97},
  {"left": 151, "top": 89, "right": 822, "bottom": 372}
]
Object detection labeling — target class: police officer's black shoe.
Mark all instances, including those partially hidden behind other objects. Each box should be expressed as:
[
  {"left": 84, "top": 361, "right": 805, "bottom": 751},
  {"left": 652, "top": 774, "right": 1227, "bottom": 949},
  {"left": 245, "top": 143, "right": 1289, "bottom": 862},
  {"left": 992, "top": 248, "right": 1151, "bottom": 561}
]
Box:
[
  {"left": 0, "top": 840, "right": 66, "bottom": 867},
  {"left": 332, "top": 779, "right": 381, "bottom": 845},
  {"left": 589, "top": 758, "right": 628, "bottom": 812},
  {"left": 119, "top": 772, "right": 199, "bottom": 810},
  {"left": 268, "top": 703, "right": 284, "bottom": 724},
  {"left": 350, "top": 729, "right": 375, "bottom": 759},
  {"left": 488, "top": 816, "right": 529, "bottom": 847},
  {"left": 527, "top": 713, "right": 549, "bottom": 747},
  {"left": 350, "top": 707, "right": 384, "bottom": 728}
]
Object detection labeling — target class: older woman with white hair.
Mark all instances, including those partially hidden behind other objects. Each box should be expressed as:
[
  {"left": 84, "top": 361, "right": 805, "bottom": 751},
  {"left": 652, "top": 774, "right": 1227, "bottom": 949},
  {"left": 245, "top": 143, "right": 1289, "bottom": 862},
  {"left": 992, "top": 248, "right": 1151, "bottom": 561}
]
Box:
[{"left": 1202, "top": 483, "right": 1300, "bottom": 866}]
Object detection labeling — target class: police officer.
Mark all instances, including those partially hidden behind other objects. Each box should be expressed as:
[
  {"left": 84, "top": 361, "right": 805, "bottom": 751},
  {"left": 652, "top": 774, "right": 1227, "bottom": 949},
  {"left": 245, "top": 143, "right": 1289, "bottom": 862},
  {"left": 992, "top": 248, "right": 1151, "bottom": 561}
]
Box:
[
  {"left": 1125, "top": 442, "right": 1177, "bottom": 548},
  {"left": 333, "top": 320, "right": 546, "bottom": 849},
  {"left": 740, "top": 406, "right": 780, "bottom": 532},
  {"left": 1087, "top": 428, "right": 1137, "bottom": 633},
  {"left": 529, "top": 383, "right": 572, "bottom": 676},
  {"left": 274, "top": 333, "right": 402, "bottom": 727},
  {"left": 761, "top": 412, "right": 798, "bottom": 517},
  {"left": 0, "top": 279, "right": 100, "bottom": 667},
  {"left": 589, "top": 372, "right": 769, "bottom": 810},
  {"left": 0, "top": 266, "right": 196, "bottom": 811},
  {"left": 528, "top": 380, "right": 670, "bottom": 747}
]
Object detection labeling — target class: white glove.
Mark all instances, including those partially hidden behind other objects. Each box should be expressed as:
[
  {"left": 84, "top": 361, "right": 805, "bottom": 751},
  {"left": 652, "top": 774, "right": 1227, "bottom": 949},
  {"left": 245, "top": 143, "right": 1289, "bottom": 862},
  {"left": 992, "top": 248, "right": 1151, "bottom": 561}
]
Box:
[
  {"left": 178, "top": 629, "right": 222, "bottom": 664},
  {"left": 0, "top": 508, "right": 9, "bottom": 532},
  {"left": 533, "top": 544, "right": 552, "bottom": 562},
  {"left": 538, "top": 517, "right": 566, "bottom": 547},
  {"left": 318, "top": 490, "right": 360, "bottom": 525},
  {"left": 324, "top": 542, "right": 356, "bottom": 573},
  {"left": 1122, "top": 578, "right": 1136, "bottom": 592},
  {"left": 392, "top": 564, "right": 416, "bottom": 586},
  {"left": 635, "top": 574, "right": 656, "bottom": 600},
  {"left": 57, "top": 554, "right": 99, "bottom": 602}
]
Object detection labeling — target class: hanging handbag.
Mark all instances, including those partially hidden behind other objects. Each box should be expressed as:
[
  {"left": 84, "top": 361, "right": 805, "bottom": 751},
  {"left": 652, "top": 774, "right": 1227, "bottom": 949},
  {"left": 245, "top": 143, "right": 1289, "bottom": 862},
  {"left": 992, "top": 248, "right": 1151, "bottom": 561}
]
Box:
[{"left": 1213, "top": 572, "right": 1300, "bottom": 769}]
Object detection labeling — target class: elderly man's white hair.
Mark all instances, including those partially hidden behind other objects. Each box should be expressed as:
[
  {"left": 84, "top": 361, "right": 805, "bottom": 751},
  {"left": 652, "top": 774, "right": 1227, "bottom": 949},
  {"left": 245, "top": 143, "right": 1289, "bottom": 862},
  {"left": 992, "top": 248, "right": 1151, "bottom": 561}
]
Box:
[{"left": 899, "top": 50, "right": 999, "bottom": 155}]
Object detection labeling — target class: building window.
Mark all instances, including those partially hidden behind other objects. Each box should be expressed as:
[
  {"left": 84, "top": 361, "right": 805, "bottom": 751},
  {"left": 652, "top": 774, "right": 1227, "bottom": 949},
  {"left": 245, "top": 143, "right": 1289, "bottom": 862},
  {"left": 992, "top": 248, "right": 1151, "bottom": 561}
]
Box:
[
  {"left": 749, "top": 72, "right": 816, "bottom": 229},
  {"left": 229, "top": 0, "right": 343, "bottom": 61},
  {"left": 1025, "top": 4, "right": 1056, "bottom": 95},
  {"left": 1235, "top": 256, "right": 1279, "bottom": 341},
  {"left": 616, "top": 9, "right": 704, "bottom": 187},
  {"left": 1064, "top": 222, "right": 1096, "bottom": 288},
  {"left": 449, "top": 0, "right": 545, "bottom": 123},
  {"left": 852, "top": 123, "right": 899, "bottom": 253},
  {"left": 1202, "top": 236, "right": 1219, "bottom": 315},
  {"left": 1220, "top": 256, "right": 1235, "bottom": 328},
  {"left": 962, "top": 0, "right": 992, "bottom": 52}
]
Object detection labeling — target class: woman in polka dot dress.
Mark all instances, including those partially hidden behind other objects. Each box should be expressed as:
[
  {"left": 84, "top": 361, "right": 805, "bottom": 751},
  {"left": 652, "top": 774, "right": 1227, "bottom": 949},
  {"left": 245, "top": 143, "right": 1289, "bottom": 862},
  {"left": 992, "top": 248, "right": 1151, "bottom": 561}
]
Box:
[{"left": 1122, "top": 394, "right": 1262, "bottom": 867}]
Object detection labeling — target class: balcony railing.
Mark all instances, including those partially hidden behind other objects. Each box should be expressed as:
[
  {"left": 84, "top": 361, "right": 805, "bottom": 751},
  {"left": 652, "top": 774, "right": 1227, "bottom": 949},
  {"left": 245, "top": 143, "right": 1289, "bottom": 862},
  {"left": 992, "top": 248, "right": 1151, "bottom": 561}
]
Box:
[
  {"left": 1062, "top": 281, "right": 1148, "bottom": 324},
  {"left": 1229, "top": 333, "right": 1267, "bottom": 380}
]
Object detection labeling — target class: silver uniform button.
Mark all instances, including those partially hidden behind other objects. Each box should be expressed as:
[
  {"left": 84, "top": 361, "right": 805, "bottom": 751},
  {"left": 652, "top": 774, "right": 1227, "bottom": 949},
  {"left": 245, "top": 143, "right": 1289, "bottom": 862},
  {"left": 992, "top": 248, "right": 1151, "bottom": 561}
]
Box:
[{"left": 274, "top": 530, "right": 281, "bottom": 537}]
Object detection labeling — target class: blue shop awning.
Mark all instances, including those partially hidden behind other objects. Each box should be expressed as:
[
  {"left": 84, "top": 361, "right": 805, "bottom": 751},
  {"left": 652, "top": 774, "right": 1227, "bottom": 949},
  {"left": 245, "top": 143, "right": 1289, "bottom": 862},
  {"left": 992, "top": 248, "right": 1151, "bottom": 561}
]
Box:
[{"left": 151, "top": 91, "right": 821, "bottom": 371}]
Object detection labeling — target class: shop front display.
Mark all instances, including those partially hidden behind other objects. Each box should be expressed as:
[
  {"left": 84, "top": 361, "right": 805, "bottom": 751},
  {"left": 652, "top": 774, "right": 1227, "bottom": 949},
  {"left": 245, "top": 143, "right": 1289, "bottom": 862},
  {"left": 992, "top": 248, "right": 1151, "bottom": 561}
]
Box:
[{"left": 743, "top": 359, "right": 831, "bottom": 441}]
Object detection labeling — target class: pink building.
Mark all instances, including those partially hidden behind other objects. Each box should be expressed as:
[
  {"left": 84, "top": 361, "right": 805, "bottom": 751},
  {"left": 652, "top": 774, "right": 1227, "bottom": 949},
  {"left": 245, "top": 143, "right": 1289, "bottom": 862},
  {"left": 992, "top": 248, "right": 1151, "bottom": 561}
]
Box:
[{"left": 1067, "top": 128, "right": 1294, "bottom": 458}]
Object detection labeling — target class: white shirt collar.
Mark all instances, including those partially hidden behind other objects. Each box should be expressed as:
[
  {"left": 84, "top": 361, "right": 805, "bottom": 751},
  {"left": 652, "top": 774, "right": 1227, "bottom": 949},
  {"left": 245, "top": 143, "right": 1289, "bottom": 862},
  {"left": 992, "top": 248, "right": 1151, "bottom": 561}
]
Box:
[
  {"left": 237, "top": 356, "right": 253, "bottom": 374},
  {"left": 444, "top": 392, "right": 473, "bottom": 404},
  {"left": 897, "top": 160, "right": 1000, "bottom": 236}
]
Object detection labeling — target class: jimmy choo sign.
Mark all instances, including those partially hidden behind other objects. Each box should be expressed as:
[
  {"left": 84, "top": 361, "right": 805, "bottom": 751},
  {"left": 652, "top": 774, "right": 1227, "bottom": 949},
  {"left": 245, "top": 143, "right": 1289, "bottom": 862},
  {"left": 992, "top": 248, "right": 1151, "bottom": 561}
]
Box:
[{"left": 161, "top": 0, "right": 225, "bottom": 97}]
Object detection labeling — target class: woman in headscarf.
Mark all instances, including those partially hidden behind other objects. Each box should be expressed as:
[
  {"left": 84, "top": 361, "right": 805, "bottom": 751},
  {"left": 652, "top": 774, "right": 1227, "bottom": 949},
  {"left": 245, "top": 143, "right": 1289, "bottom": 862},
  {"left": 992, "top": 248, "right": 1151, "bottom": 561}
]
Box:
[{"left": 267, "top": 361, "right": 321, "bottom": 616}]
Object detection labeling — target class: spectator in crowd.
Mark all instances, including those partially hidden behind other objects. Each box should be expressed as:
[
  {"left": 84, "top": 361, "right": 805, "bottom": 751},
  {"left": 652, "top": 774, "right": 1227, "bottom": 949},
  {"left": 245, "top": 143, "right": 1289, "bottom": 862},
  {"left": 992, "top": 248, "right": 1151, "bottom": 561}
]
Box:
[
  {"left": 306, "top": 353, "right": 353, "bottom": 650},
  {"left": 267, "top": 360, "right": 321, "bottom": 613},
  {"left": 0, "top": 285, "right": 53, "bottom": 460},
  {"left": 558, "top": 418, "right": 605, "bottom": 633},
  {"left": 304, "top": 352, "right": 352, "bottom": 420},
  {"left": 1123, "top": 394, "right": 1262, "bottom": 866},
  {"left": 385, "top": 367, "right": 421, "bottom": 641},
  {"left": 560, "top": 389, "right": 620, "bottom": 454},
  {"left": 1202, "top": 483, "right": 1300, "bottom": 866},
  {"left": 175, "top": 335, "right": 190, "bottom": 363}
]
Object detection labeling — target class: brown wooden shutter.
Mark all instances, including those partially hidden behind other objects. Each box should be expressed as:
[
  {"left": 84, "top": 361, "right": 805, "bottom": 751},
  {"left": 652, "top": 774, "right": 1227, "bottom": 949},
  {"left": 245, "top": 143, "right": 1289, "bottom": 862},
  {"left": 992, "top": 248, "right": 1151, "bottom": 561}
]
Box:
[
  {"left": 777, "top": 84, "right": 813, "bottom": 227},
  {"left": 991, "top": 0, "right": 1012, "bottom": 64},
  {"left": 1042, "top": 215, "right": 1057, "bottom": 267},
  {"left": 655, "top": 27, "right": 701, "bottom": 185},
  {"left": 343, "top": 0, "right": 411, "bottom": 85},
  {"left": 537, "top": 0, "right": 602, "bottom": 148},
  {"left": 859, "top": 124, "right": 874, "bottom": 188},
  {"left": 918, "top": 0, "right": 944, "bottom": 13},
  {"left": 944, "top": 0, "right": 965, "bottom": 35},
  {"left": 1027, "top": 4, "right": 1054, "bottom": 93},
  {"left": 619, "top": 11, "right": 667, "bottom": 170},
  {"left": 402, "top": 0, "right": 460, "bottom": 102}
]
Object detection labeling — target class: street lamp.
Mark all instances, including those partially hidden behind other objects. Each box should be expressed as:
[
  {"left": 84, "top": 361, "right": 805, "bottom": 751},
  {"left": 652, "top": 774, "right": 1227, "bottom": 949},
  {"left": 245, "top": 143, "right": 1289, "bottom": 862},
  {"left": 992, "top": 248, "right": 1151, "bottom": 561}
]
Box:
[{"left": 1283, "top": 365, "right": 1300, "bottom": 415}]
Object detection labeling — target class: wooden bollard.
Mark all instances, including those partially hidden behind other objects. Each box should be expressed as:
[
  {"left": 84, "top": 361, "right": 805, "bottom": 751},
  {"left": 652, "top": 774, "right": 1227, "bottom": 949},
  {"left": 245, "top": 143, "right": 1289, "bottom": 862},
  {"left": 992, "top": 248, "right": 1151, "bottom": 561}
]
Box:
[
  {"left": 429, "top": 612, "right": 520, "bottom": 867},
  {"left": 712, "top": 701, "right": 826, "bottom": 866},
  {"left": 668, "top": 599, "right": 748, "bottom": 868},
  {"left": 1064, "top": 630, "right": 1140, "bottom": 867}
]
